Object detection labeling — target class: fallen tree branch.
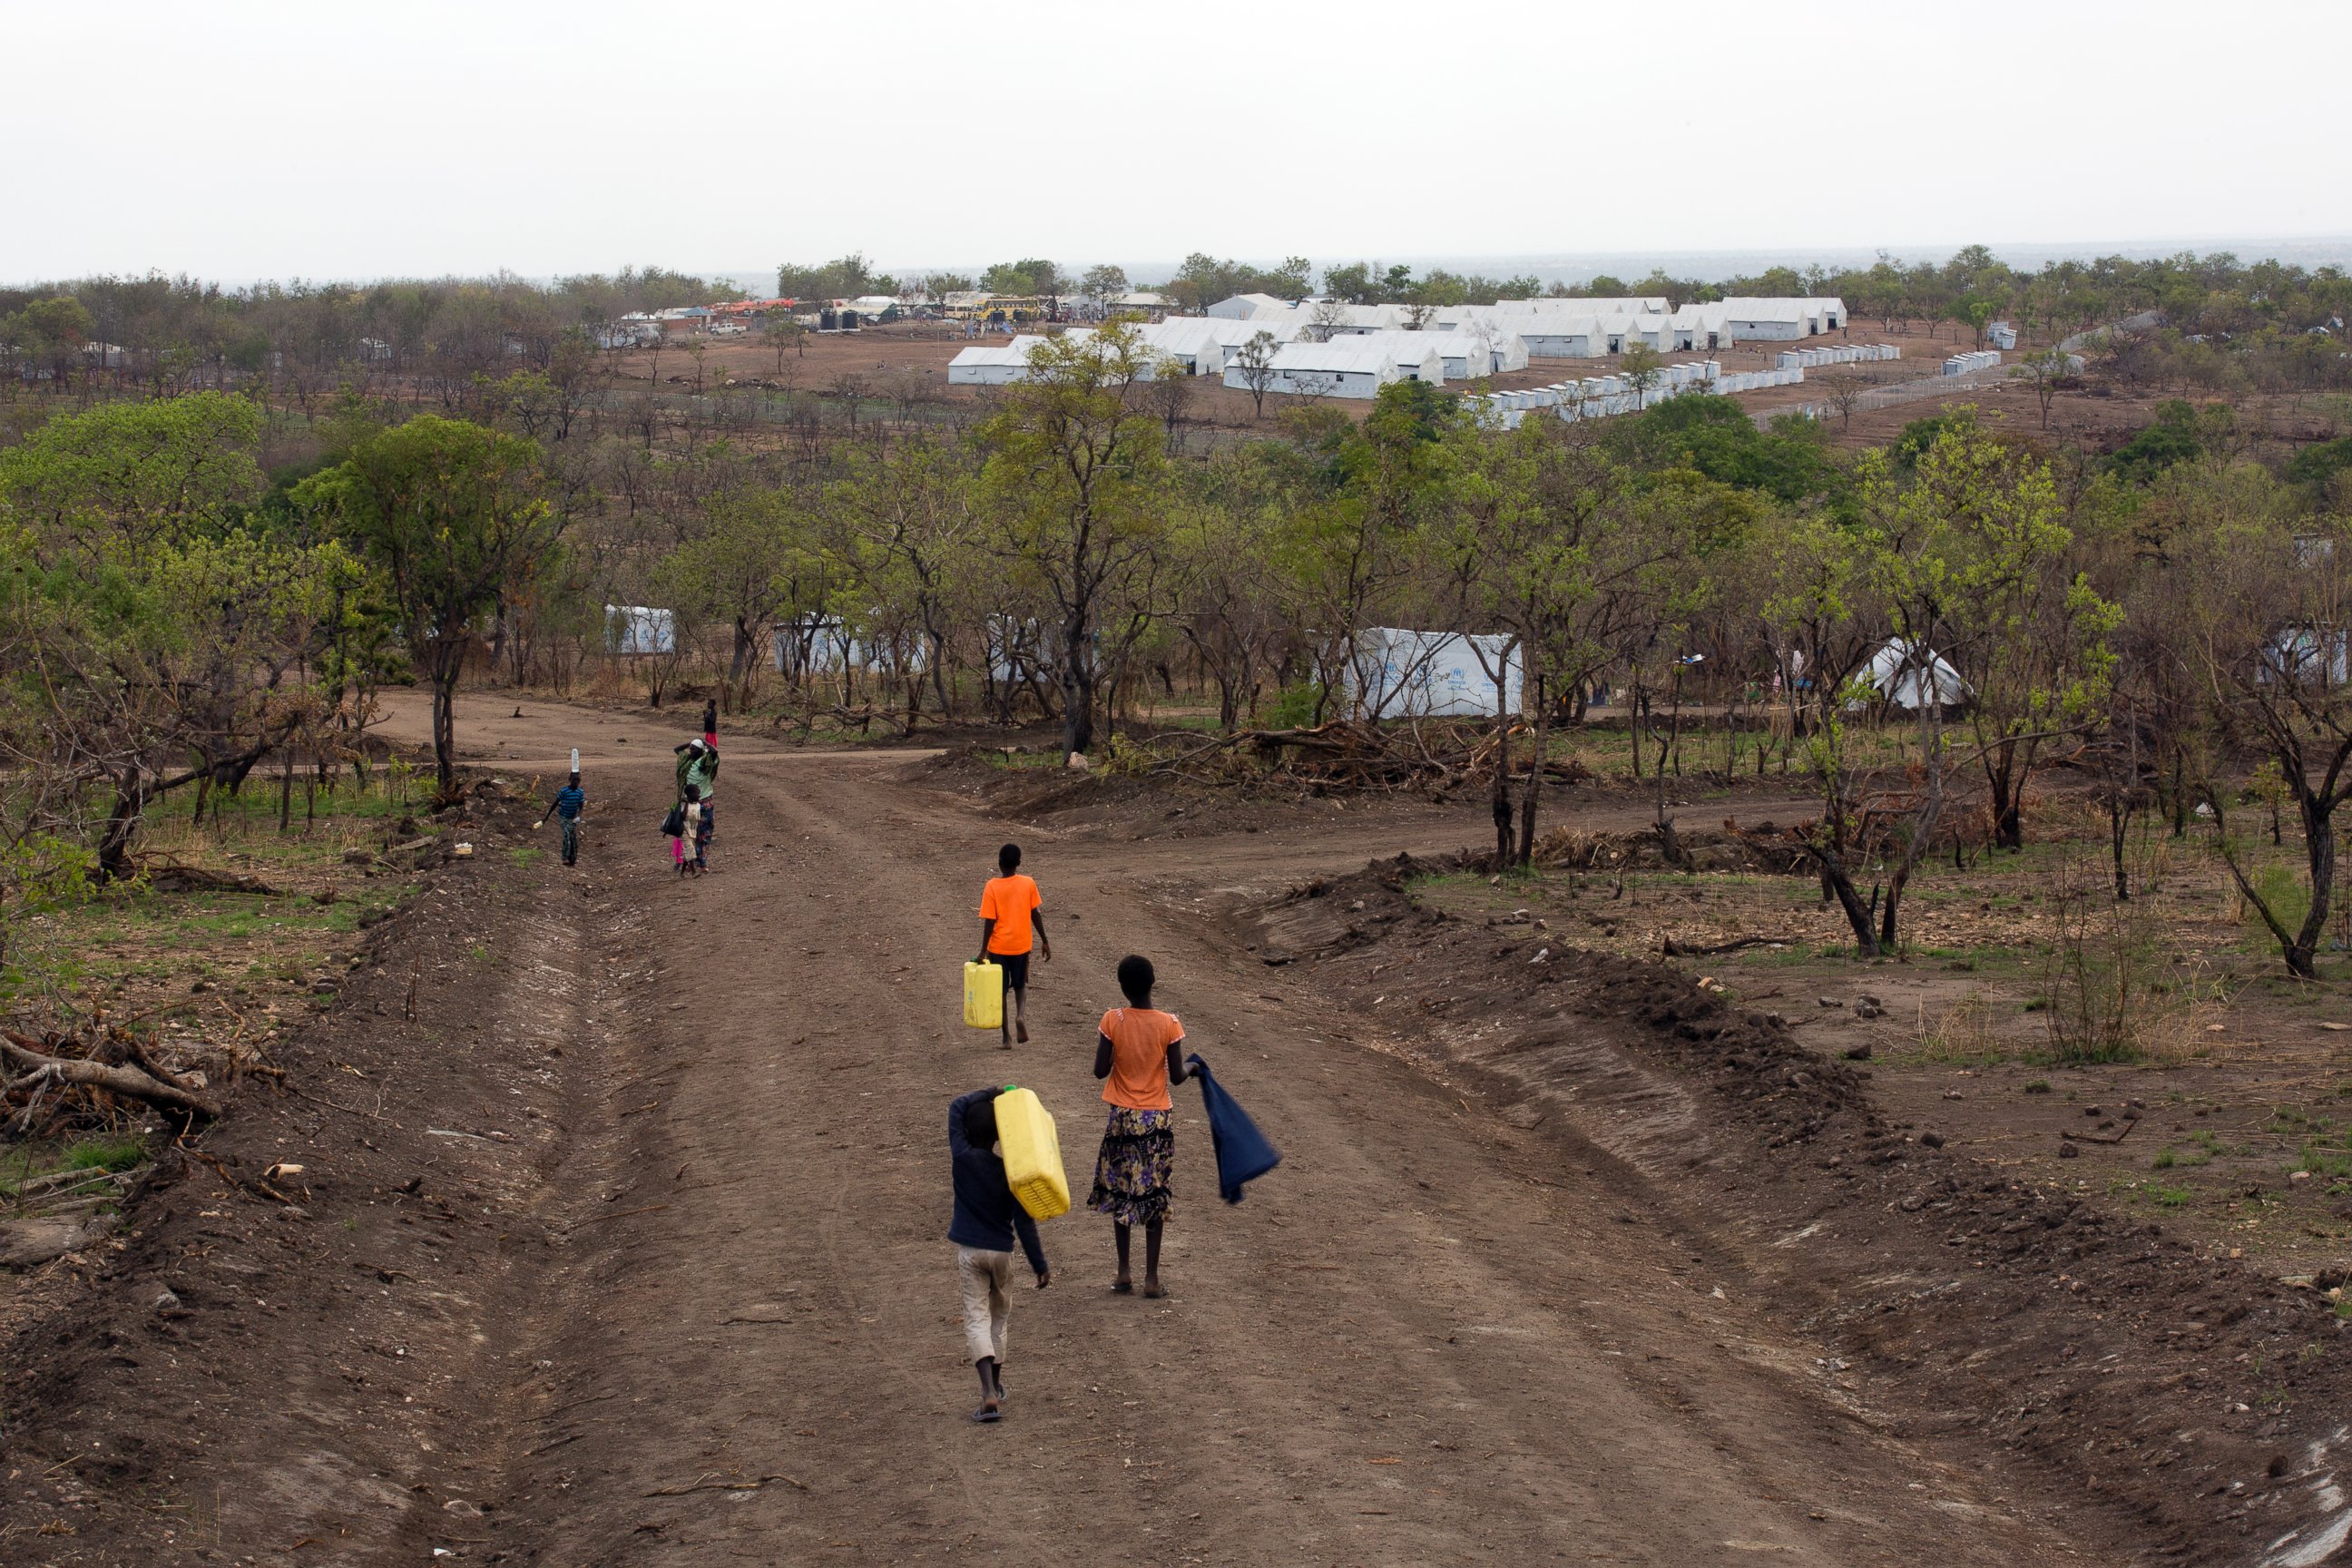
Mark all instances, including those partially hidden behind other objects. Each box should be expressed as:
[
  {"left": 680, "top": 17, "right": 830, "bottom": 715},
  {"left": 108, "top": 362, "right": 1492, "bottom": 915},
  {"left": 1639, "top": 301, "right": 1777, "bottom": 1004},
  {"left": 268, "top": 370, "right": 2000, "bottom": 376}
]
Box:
[
  {"left": 1660, "top": 935, "right": 1789, "bottom": 957},
  {"left": 0, "top": 1031, "right": 220, "bottom": 1119}
]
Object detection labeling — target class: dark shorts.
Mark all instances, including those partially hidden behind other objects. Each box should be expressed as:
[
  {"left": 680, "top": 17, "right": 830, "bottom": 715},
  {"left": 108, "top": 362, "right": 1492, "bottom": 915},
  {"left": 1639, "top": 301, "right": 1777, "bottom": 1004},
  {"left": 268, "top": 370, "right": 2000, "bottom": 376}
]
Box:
[{"left": 986, "top": 951, "right": 1031, "bottom": 992}]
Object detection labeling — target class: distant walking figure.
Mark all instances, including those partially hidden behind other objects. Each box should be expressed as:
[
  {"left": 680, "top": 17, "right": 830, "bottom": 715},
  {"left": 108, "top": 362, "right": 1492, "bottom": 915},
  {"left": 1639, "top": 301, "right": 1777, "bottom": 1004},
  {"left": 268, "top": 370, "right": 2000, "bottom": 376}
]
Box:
[
  {"left": 976, "top": 843, "right": 1050, "bottom": 1046},
  {"left": 537, "top": 771, "right": 586, "bottom": 867},
  {"left": 674, "top": 737, "right": 718, "bottom": 871}
]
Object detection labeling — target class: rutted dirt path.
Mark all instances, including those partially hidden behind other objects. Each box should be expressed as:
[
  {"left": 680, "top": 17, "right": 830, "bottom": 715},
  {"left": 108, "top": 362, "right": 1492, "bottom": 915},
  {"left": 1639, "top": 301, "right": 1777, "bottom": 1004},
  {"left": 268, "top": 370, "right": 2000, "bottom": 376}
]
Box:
[
  {"left": 5, "top": 691, "right": 2108, "bottom": 1564},
  {"left": 372, "top": 695, "right": 2089, "bottom": 1565}
]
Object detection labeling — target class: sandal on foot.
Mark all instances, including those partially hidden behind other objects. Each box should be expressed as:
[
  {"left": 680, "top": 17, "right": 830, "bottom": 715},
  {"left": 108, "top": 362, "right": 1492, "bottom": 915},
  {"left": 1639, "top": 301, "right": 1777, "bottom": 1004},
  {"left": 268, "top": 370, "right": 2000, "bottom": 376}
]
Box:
[
  {"left": 1110, "top": 1279, "right": 1134, "bottom": 1295},
  {"left": 970, "top": 1403, "right": 1003, "bottom": 1424}
]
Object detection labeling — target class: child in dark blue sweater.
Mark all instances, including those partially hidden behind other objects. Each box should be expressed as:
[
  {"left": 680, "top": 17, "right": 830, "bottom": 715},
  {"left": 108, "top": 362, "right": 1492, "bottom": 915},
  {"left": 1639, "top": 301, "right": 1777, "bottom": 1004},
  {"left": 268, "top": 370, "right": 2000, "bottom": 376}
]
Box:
[
  {"left": 536, "top": 772, "right": 586, "bottom": 866},
  {"left": 948, "top": 1087, "right": 1051, "bottom": 1423}
]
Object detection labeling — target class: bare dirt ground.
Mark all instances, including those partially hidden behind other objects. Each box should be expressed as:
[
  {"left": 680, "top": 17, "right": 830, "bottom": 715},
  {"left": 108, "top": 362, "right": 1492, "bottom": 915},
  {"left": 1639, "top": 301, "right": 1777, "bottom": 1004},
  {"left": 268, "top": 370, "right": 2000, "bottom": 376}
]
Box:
[{"left": 8, "top": 690, "right": 2342, "bottom": 1565}]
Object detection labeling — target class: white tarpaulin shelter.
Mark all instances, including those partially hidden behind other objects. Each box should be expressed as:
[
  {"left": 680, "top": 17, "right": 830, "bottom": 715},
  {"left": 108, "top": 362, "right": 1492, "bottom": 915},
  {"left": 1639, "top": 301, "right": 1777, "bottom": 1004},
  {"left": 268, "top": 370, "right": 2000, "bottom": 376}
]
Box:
[
  {"left": 1857, "top": 639, "right": 1969, "bottom": 710},
  {"left": 1208, "top": 292, "right": 1290, "bottom": 319},
  {"left": 606, "top": 604, "right": 676, "bottom": 656},
  {"left": 1223, "top": 339, "right": 1432, "bottom": 399},
  {"left": 947, "top": 338, "right": 1048, "bottom": 385},
  {"left": 1343, "top": 630, "right": 1523, "bottom": 719}
]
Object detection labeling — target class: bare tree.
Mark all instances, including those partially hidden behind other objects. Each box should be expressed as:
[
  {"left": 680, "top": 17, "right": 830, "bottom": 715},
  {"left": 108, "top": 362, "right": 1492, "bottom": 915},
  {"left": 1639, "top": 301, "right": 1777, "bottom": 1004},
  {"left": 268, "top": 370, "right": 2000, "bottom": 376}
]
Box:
[
  {"left": 2009, "top": 348, "right": 2074, "bottom": 429},
  {"left": 1817, "top": 368, "right": 1867, "bottom": 429},
  {"left": 1144, "top": 359, "right": 1195, "bottom": 447},
  {"left": 1306, "top": 299, "right": 1350, "bottom": 343},
  {"left": 1231, "top": 331, "right": 1282, "bottom": 420}
]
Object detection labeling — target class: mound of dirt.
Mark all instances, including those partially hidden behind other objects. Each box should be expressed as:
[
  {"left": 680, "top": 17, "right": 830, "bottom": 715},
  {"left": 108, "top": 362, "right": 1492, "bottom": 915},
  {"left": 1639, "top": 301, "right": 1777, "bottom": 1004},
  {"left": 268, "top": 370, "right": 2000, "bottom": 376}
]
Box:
[
  {"left": 0, "top": 789, "right": 582, "bottom": 1560},
  {"left": 1254, "top": 855, "right": 2352, "bottom": 1565}
]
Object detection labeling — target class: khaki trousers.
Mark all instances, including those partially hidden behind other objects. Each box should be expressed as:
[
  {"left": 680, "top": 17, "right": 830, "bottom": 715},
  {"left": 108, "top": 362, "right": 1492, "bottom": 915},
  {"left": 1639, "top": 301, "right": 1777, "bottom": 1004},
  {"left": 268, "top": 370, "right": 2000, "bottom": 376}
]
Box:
[{"left": 956, "top": 1246, "right": 1014, "bottom": 1365}]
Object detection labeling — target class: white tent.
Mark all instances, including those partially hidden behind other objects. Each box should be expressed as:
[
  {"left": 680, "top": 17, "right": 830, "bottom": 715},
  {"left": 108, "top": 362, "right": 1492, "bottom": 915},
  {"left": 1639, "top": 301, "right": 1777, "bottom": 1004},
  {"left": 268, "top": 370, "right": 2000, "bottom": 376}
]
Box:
[
  {"left": 1483, "top": 312, "right": 1606, "bottom": 358},
  {"left": 606, "top": 605, "right": 676, "bottom": 656},
  {"left": 1207, "top": 292, "right": 1291, "bottom": 319},
  {"left": 1494, "top": 296, "right": 1670, "bottom": 318},
  {"left": 1857, "top": 640, "right": 1969, "bottom": 710},
  {"left": 1667, "top": 302, "right": 1731, "bottom": 351},
  {"left": 1346, "top": 329, "right": 1503, "bottom": 384},
  {"left": 1718, "top": 297, "right": 1829, "bottom": 341},
  {"left": 946, "top": 341, "right": 1043, "bottom": 385},
  {"left": 1222, "top": 339, "right": 1428, "bottom": 399},
  {"left": 1342, "top": 630, "right": 1523, "bottom": 720},
  {"left": 1139, "top": 316, "right": 1305, "bottom": 376}
]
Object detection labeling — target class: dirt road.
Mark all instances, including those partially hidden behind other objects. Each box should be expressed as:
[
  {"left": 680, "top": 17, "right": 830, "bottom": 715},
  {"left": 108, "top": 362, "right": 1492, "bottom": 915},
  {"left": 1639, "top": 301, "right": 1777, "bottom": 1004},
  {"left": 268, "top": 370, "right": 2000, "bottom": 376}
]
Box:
[
  {"left": 2, "top": 692, "right": 2109, "bottom": 1564},
  {"left": 340, "top": 693, "right": 2096, "bottom": 1564}
]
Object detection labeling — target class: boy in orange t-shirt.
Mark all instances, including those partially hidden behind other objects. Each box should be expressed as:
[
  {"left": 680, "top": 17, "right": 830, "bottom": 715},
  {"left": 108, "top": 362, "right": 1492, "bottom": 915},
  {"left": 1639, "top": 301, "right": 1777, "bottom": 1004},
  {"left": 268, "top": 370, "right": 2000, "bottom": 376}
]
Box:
[
  {"left": 976, "top": 843, "right": 1051, "bottom": 1047},
  {"left": 1088, "top": 954, "right": 1189, "bottom": 1298}
]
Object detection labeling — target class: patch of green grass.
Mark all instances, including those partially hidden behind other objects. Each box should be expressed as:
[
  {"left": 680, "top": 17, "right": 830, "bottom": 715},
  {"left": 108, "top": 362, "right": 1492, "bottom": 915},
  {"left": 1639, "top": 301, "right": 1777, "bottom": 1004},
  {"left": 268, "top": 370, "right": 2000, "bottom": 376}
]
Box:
[
  {"left": 2152, "top": 1150, "right": 2176, "bottom": 1169},
  {"left": 2151, "top": 1183, "right": 2195, "bottom": 1208},
  {"left": 468, "top": 944, "right": 493, "bottom": 965},
  {"left": 2297, "top": 1142, "right": 2352, "bottom": 1181},
  {"left": 64, "top": 1135, "right": 147, "bottom": 1173},
  {"left": 506, "top": 846, "right": 544, "bottom": 867},
  {"left": 2024, "top": 1079, "right": 2053, "bottom": 1093}
]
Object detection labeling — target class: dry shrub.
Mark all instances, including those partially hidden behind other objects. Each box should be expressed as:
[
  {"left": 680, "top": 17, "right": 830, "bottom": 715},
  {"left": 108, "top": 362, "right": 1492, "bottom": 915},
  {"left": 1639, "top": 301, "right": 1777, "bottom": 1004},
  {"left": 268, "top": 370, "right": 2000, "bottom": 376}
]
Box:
[
  {"left": 1916, "top": 990, "right": 2012, "bottom": 1063},
  {"left": 2038, "top": 845, "right": 2212, "bottom": 1063}
]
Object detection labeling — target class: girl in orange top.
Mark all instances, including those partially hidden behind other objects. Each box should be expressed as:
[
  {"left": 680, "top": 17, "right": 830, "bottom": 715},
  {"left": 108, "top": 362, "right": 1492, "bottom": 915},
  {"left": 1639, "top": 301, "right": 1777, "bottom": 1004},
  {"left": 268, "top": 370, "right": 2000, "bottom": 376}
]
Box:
[{"left": 1088, "top": 954, "right": 1188, "bottom": 1298}]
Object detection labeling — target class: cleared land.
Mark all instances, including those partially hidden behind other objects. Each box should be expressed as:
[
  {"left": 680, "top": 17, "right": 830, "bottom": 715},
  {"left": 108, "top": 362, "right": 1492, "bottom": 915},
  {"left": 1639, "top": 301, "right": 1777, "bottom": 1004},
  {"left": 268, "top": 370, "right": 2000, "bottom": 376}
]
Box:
[{"left": 5, "top": 691, "right": 2349, "bottom": 1564}]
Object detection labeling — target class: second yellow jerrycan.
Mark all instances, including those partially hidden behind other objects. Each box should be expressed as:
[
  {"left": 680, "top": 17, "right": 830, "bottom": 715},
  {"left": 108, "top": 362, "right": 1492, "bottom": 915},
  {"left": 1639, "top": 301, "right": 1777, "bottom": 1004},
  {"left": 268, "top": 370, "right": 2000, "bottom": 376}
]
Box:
[
  {"left": 964, "top": 961, "right": 1004, "bottom": 1031},
  {"left": 994, "top": 1085, "right": 1070, "bottom": 1220}
]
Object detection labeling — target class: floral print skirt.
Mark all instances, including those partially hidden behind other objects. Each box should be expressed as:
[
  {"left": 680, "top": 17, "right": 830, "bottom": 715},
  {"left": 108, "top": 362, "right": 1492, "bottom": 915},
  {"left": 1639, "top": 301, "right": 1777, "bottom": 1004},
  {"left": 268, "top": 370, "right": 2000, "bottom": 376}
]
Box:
[{"left": 1088, "top": 1107, "right": 1174, "bottom": 1227}]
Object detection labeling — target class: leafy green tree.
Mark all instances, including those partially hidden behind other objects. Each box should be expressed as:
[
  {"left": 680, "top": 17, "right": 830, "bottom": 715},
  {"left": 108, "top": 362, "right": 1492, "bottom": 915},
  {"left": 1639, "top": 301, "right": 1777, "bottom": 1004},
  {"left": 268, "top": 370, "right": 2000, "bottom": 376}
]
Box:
[
  {"left": 1080, "top": 264, "right": 1130, "bottom": 307},
  {"left": 0, "top": 296, "right": 96, "bottom": 388},
  {"left": 1320, "top": 262, "right": 1374, "bottom": 304},
  {"left": 1157, "top": 254, "right": 1312, "bottom": 311},
  {"left": 296, "top": 416, "right": 558, "bottom": 797},
  {"left": 828, "top": 437, "right": 982, "bottom": 721},
  {"left": 0, "top": 394, "right": 359, "bottom": 878},
  {"left": 1442, "top": 420, "right": 1728, "bottom": 864},
  {"left": 1617, "top": 342, "right": 1666, "bottom": 405},
  {"left": 978, "top": 324, "right": 1170, "bottom": 756},
  {"left": 2108, "top": 400, "right": 2204, "bottom": 484},
  {"left": 776, "top": 254, "right": 876, "bottom": 301},
  {"left": 655, "top": 487, "right": 818, "bottom": 706},
  {"left": 2164, "top": 501, "right": 2352, "bottom": 978}
]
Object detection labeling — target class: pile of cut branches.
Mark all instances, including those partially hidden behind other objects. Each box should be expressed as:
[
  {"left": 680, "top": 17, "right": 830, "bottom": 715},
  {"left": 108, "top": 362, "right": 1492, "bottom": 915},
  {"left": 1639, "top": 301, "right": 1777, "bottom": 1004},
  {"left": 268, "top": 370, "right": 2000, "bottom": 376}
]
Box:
[
  {"left": 2, "top": 1024, "right": 225, "bottom": 1136},
  {"left": 1140, "top": 720, "right": 1592, "bottom": 797}
]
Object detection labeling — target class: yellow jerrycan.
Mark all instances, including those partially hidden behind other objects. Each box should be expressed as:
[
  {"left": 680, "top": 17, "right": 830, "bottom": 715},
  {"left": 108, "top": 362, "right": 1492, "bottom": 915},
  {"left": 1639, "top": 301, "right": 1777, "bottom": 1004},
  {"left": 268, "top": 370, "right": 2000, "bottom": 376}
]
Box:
[
  {"left": 963, "top": 960, "right": 1004, "bottom": 1031},
  {"left": 994, "top": 1085, "right": 1070, "bottom": 1220}
]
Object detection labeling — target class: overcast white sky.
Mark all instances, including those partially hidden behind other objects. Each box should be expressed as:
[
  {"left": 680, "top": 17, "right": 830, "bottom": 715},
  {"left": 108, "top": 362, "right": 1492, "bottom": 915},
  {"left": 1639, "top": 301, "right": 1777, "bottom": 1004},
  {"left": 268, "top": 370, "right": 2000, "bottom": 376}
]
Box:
[{"left": 6, "top": 0, "right": 2347, "bottom": 286}]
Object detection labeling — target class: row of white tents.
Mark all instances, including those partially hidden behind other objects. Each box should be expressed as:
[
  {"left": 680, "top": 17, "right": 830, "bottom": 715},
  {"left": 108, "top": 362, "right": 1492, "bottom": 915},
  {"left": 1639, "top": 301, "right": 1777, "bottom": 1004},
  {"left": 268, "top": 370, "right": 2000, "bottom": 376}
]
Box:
[
  {"left": 1339, "top": 631, "right": 1966, "bottom": 719},
  {"left": 946, "top": 290, "right": 1863, "bottom": 400},
  {"left": 1942, "top": 349, "right": 2004, "bottom": 376},
  {"left": 1206, "top": 292, "right": 1847, "bottom": 351},
  {"left": 1774, "top": 343, "right": 1901, "bottom": 370},
  {"left": 1466, "top": 359, "right": 1828, "bottom": 426},
  {"left": 948, "top": 320, "right": 1527, "bottom": 395}
]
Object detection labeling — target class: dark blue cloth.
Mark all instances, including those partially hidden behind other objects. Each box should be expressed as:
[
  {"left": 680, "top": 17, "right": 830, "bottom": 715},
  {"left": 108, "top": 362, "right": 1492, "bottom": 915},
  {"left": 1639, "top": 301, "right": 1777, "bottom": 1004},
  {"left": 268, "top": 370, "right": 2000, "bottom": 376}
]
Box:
[
  {"left": 946, "top": 1088, "right": 1046, "bottom": 1273},
  {"left": 553, "top": 785, "right": 585, "bottom": 820},
  {"left": 1185, "top": 1053, "right": 1280, "bottom": 1204}
]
